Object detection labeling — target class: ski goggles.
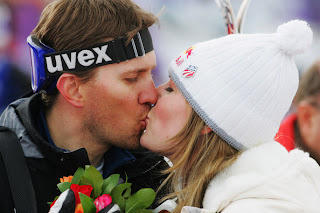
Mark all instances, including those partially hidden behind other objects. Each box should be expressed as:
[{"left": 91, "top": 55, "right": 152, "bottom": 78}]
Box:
[{"left": 27, "top": 28, "right": 154, "bottom": 93}]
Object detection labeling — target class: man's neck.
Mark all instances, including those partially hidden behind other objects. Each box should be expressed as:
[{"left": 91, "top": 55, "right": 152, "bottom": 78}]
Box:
[{"left": 45, "top": 101, "right": 110, "bottom": 167}]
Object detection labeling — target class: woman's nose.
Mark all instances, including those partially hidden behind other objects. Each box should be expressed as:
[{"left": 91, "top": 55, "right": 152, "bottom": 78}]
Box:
[{"left": 156, "top": 83, "right": 167, "bottom": 98}]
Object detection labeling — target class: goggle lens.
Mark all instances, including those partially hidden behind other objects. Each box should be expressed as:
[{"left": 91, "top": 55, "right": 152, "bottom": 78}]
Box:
[
  {"left": 27, "top": 35, "right": 55, "bottom": 93},
  {"left": 29, "top": 46, "right": 39, "bottom": 92}
]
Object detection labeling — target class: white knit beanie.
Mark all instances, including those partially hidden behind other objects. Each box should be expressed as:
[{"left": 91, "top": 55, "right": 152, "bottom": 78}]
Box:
[{"left": 169, "top": 20, "right": 313, "bottom": 150}]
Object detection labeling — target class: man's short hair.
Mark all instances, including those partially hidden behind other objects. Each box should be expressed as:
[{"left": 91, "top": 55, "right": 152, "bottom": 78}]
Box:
[{"left": 31, "top": 0, "right": 158, "bottom": 107}]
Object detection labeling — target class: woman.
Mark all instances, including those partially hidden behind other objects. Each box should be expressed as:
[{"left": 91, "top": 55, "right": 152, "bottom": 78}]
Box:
[{"left": 141, "top": 20, "right": 320, "bottom": 213}]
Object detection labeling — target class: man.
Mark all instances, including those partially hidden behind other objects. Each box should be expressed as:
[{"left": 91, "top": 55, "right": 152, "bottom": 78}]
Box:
[
  {"left": 275, "top": 59, "right": 320, "bottom": 165},
  {"left": 0, "top": 0, "right": 167, "bottom": 212}
]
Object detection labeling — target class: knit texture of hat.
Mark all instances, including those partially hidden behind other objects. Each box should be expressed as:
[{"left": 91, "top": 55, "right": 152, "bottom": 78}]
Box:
[{"left": 169, "top": 20, "right": 313, "bottom": 150}]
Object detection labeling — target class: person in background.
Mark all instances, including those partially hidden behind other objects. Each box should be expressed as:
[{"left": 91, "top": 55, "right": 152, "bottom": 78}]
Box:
[
  {"left": 0, "top": 0, "right": 168, "bottom": 212},
  {"left": 0, "top": 1, "right": 30, "bottom": 113},
  {"left": 275, "top": 59, "right": 320, "bottom": 164},
  {"left": 141, "top": 20, "right": 320, "bottom": 213}
]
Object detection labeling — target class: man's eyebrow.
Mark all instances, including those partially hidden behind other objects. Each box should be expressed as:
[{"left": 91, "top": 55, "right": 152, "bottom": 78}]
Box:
[
  {"left": 122, "top": 65, "right": 156, "bottom": 74},
  {"left": 122, "top": 69, "right": 140, "bottom": 75}
]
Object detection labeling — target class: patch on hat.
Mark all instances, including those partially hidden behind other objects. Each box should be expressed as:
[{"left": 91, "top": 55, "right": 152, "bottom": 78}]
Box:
[
  {"left": 183, "top": 65, "right": 198, "bottom": 77},
  {"left": 184, "top": 46, "right": 195, "bottom": 58},
  {"left": 175, "top": 56, "right": 184, "bottom": 66}
]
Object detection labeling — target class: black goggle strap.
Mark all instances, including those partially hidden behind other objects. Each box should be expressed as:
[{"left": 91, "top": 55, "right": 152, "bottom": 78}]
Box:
[{"left": 44, "top": 28, "right": 153, "bottom": 75}]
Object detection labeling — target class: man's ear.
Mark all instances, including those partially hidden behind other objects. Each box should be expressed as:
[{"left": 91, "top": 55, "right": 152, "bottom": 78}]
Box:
[
  {"left": 297, "top": 101, "right": 314, "bottom": 136},
  {"left": 56, "top": 73, "right": 84, "bottom": 108},
  {"left": 200, "top": 125, "right": 213, "bottom": 135}
]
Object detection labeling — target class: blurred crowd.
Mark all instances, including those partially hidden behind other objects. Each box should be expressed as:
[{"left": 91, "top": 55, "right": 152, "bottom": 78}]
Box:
[
  {"left": 0, "top": 0, "right": 49, "bottom": 112},
  {"left": 1, "top": 0, "right": 320, "bottom": 126}
]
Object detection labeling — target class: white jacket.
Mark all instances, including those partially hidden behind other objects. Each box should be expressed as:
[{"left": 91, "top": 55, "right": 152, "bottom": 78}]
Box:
[{"left": 183, "top": 142, "right": 320, "bottom": 213}]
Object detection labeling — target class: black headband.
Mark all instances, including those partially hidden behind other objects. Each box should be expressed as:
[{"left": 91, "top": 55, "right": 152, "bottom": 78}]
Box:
[{"left": 44, "top": 28, "right": 153, "bottom": 74}]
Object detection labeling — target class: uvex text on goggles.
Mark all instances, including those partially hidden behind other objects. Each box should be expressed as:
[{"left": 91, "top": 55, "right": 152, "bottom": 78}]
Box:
[{"left": 27, "top": 28, "right": 154, "bottom": 93}]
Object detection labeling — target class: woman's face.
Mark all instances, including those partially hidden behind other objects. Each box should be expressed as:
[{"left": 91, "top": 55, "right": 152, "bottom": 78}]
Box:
[{"left": 140, "top": 79, "right": 192, "bottom": 157}]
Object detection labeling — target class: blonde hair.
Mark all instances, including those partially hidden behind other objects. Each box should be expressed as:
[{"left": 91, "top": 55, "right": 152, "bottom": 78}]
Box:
[
  {"left": 31, "top": 0, "right": 158, "bottom": 107},
  {"left": 159, "top": 110, "right": 241, "bottom": 213}
]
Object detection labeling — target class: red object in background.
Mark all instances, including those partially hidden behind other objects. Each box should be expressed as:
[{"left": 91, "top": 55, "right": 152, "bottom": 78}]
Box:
[
  {"left": 274, "top": 114, "right": 297, "bottom": 151},
  {"left": 227, "top": 23, "right": 234, "bottom": 34}
]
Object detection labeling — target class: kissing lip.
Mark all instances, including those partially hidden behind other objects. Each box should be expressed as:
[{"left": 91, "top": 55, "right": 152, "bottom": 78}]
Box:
[
  {"left": 141, "top": 116, "right": 148, "bottom": 127},
  {"left": 141, "top": 116, "right": 149, "bottom": 129},
  {"left": 142, "top": 115, "right": 148, "bottom": 122}
]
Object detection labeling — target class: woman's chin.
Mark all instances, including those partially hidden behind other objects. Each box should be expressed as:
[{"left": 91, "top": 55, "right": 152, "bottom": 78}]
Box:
[
  {"left": 140, "top": 134, "right": 160, "bottom": 155},
  {"left": 139, "top": 132, "right": 149, "bottom": 149}
]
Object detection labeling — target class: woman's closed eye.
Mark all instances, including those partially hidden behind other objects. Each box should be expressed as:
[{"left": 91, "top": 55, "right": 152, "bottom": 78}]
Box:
[
  {"left": 125, "top": 77, "right": 138, "bottom": 83},
  {"left": 165, "top": 87, "right": 173, "bottom": 92}
]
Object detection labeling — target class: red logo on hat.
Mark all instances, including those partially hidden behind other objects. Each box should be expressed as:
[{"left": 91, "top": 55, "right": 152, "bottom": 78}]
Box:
[
  {"left": 175, "top": 56, "right": 184, "bottom": 66},
  {"left": 183, "top": 65, "right": 198, "bottom": 78},
  {"left": 184, "top": 46, "right": 195, "bottom": 58}
]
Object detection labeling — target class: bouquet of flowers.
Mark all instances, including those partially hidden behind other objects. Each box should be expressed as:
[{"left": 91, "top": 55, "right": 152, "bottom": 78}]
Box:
[{"left": 49, "top": 165, "right": 156, "bottom": 213}]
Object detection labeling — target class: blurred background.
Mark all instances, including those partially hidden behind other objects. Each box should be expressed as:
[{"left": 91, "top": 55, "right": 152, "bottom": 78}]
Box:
[{"left": 0, "top": 0, "right": 320, "bottom": 112}]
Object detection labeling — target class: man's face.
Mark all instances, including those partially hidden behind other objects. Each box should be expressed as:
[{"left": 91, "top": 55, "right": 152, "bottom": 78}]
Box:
[{"left": 81, "top": 51, "right": 157, "bottom": 149}]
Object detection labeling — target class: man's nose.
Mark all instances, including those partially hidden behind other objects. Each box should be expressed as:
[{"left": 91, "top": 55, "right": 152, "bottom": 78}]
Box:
[{"left": 138, "top": 80, "right": 158, "bottom": 105}]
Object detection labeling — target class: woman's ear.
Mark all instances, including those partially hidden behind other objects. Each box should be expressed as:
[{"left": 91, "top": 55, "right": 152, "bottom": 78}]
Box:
[
  {"left": 200, "top": 125, "right": 213, "bottom": 135},
  {"left": 56, "top": 73, "right": 84, "bottom": 108}
]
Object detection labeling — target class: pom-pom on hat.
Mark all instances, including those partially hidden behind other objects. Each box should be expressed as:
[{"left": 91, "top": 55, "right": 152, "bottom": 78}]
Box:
[{"left": 169, "top": 20, "right": 313, "bottom": 150}]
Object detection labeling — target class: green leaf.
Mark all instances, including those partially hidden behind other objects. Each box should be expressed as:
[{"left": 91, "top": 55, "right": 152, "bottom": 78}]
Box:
[
  {"left": 79, "top": 176, "right": 91, "bottom": 186},
  {"left": 47, "top": 196, "right": 60, "bottom": 205},
  {"left": 110, "top": 182, "right": 132, "bottom": 212},
  {"left": 124, "top": 171, "right": 128, "bottom": 183},
  {"left": 79, "top": 192, "right": 96, "bottom": 213},
  {"left": 82, "top": 165, "right": 103, "bottom": 199},
  {"left": 134, "top": 209, "right": 152, "bottom": 213},
  {"left": 102, "top": 174, "right": 120, "bottom": 194},
  {"left": 57, "top": 182, "right": 71, "bottom": 193},
  {"left": 125, "top": 188, "right": 156, "bottom": 213},
  {"left": 123, "top": 186, "right": 131, "bottom": 199},
  {"left": 71, "top": 167, "right": 85, "bottom": 185}
]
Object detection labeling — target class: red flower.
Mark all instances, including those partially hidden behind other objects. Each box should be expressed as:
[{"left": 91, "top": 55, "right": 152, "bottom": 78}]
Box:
[
  {"left": 70, "top": 184, "right": 93, "bottom": 204},
  {"left": 94, "top": 194, "right": 112, "bottom": 212}
]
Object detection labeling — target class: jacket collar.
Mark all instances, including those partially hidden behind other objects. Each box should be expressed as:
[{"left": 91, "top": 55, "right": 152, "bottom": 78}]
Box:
[
  {"left": 203, "top": 142, "right": 288, "bottom": 212},
  {"left": 15, "top": 93, "right": 91, "bottom": 165}
]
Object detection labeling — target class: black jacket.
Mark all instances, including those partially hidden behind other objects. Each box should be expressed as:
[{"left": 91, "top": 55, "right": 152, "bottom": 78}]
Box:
[{"left": 0, "top": 93, "right": 168, "bottom": 212}]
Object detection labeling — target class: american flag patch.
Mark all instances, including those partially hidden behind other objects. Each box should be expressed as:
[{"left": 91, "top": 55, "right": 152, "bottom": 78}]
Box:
[{"left": 183, "top": 65, "right": 198, "bottom": 78}]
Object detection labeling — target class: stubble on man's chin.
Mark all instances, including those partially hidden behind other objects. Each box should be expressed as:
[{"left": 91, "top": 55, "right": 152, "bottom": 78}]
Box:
[
  {"left": 130, "top": 128, "right": 147, "bottom": 150},
  {"left": 119, "top": 131, "right": 142, "bottom": 150}
]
